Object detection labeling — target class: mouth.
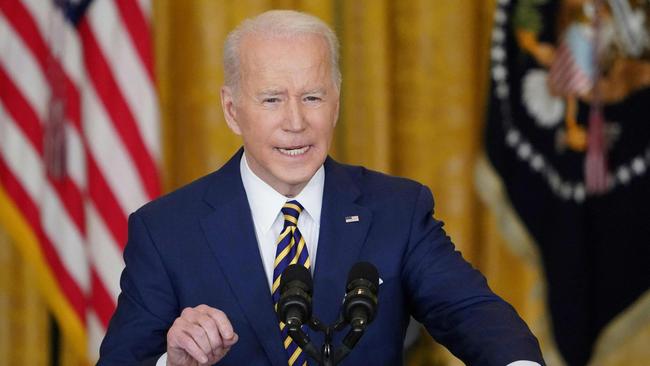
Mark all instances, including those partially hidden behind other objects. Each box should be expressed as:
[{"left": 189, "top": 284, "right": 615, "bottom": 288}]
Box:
[{"left": 276, "top": 145, "right": 311, "bottom": 157}]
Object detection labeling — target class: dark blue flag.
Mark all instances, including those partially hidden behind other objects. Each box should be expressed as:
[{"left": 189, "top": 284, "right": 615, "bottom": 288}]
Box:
[{"left": 485, "top": 0, "right": 650, "bottom": 364}]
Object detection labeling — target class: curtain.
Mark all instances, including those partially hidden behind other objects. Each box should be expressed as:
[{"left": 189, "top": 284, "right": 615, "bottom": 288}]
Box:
[{"left": 0, "top": 231, "right": 50, "bottom": 364}]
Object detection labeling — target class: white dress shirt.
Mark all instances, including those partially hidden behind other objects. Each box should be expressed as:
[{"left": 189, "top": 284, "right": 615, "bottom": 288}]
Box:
[
  {"left": 240, "top": 152, "right": 324, "bottom": 288},
  {"left": 157, "top": 153, "right": 539, "bottom": 366}
]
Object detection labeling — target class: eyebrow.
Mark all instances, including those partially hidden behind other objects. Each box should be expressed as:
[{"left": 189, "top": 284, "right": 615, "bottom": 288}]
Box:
[
  {"left": 257, "top": 89, "right": 285, "bottom": 97},
  {"left": 256, "top": 87, "right": 327, "bottom": 98},
  {"left": 303, "top": 88, "right": 327, "bottom": 95}
]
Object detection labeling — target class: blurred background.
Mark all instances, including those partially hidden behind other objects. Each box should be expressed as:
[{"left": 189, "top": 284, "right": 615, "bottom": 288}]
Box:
[{"left": 0, "top": 0, "right": 648, "bottom": 365}]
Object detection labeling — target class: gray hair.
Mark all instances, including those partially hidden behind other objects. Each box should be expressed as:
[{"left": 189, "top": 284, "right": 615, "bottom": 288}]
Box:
[{"left": 223, "top": 10, "right": 341, "bottom": 92}]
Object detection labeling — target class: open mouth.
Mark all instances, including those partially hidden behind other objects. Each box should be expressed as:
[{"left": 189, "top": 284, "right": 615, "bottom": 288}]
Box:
[{"left": 276, "top": 145, "right": 311, "bottom": 156}]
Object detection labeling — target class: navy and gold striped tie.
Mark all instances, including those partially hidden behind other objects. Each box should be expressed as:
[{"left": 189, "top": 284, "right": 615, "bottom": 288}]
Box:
[{"left": 272, "top": 200, "right": 310, "bottom": 366}]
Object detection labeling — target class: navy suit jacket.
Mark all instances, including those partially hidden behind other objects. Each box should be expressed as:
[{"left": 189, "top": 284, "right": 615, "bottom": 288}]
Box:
[{"left": 99, "top": 150, "right": 544, "bottom": 365}]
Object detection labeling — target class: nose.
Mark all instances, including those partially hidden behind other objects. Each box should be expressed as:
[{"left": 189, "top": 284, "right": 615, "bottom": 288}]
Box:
[{"left": 283, "top": 98, "right": 306, "bottom": 132}]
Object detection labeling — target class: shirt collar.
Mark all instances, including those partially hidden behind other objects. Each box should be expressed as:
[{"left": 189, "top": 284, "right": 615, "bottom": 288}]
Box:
[{"left": 240, "top": 151, "right": 324, "bottom": 232}]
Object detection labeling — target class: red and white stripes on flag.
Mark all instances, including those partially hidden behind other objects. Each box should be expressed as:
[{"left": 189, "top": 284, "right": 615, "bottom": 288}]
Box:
[
  {"left": 548, "top": 41, "right": 593, "bottom": 96},
  {"left": 548, "top": 24, "right": 595, "bottom": 97},
  {"left": 0, "top": 0, "right": 159, "bottom": 360}
]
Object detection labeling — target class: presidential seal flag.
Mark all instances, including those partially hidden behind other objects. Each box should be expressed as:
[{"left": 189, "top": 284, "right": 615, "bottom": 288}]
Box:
[
  {"left": 481, "top": 0, "right": 650, "bottom": 365},
  {"left": 0, "top": 0, "right": 160, "bottom": 362}
]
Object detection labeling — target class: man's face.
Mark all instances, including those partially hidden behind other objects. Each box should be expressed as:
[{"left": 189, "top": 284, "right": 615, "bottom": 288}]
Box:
[{"left": 221, "top": 33, "right": 340, "bottom": 197}]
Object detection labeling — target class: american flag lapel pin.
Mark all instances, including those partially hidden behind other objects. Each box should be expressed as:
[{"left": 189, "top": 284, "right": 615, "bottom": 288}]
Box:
[{"left": 345, "top": 215, "right": 360, "bottom": 223}]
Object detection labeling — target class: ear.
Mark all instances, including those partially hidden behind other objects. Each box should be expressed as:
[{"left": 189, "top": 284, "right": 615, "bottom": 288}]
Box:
[
  {"left": 221, "top": 86, "right": 242, "bottom": 135},
  {"left": 333, "top": 91, "right": 341, "bottom": 127}
]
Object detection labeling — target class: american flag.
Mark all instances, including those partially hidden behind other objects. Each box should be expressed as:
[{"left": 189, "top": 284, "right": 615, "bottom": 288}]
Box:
[
  {"left": 0, "top": 0, "right": 159, "bottom": 361},
  {"left": 548, "top": 23, "right": 595, "bottom": 97}
]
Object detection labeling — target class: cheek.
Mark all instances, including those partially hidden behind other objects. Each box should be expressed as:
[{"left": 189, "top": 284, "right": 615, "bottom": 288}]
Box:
[
  {"left": 239, "top": 118, "right": 272, "bottom": 144},
  {"left": 244, "top": 112, "right": 283, "bottom": 136},
  {"left": 315, "top": 118, "right": 336, "bottom": 139},
  {"left": 307, "top": 109, "right": 336, "bottom": 131},
  {"left": 243, "top": 130, "right": 271, "bottom": 151}
]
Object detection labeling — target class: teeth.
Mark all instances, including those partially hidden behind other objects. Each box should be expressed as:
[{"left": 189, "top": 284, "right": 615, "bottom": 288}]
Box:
[{"left": 278, "top": 146, "right": 309, "bottom": 156}]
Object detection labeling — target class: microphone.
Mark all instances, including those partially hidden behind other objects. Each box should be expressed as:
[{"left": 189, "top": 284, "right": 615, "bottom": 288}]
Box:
[
  {"left": 331, "top": 262, "right": 379, "bottom": 364},
  {"left": 342, "top": 262, "right": 379, "bottom": 330},
  {"left": 277, "top": 264, "right": 313, "bottom": 328},
  {"left": 276, "top": 265, "right": 322, "bottom": 364}
]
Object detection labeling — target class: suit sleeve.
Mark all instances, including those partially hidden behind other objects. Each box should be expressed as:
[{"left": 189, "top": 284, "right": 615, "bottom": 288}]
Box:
[
  {"left": 97, "top": 211, "right": 178, "bottom": 365},
  {"left": 402, "top": 185, "right": 545, "bottom": 365}
]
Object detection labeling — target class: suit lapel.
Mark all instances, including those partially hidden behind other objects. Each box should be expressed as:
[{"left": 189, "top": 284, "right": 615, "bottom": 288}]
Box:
[
  {"left": 312, "top": 158, "right": 372, "bottom": 325},
  {"left": 200, "top": 150, "right": 287, "bottom": 366}
]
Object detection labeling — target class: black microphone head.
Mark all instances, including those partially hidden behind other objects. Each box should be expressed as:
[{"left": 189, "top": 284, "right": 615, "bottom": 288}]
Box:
[
  {"left": 346, "top": 262, "right": 379, "bottom": 292},
  {"left": 277, "top": 264, "right": 313, "bottom": 327},
  {"left": 343, "top": 262, "right": 379, "bottom": 328},
  {"left": 280, "top": 264, "right": 313, "bottom": 295}
]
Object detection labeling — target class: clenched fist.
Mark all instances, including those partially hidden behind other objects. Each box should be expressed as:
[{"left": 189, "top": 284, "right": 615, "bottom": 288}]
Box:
[{"left": 166, "top": 305, "right": 239, "bottom": 366}]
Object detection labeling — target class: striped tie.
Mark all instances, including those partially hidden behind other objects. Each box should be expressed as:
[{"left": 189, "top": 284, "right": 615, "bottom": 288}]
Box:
[{"left": 272, "top": 200, "right": 310, "bottom": 366}]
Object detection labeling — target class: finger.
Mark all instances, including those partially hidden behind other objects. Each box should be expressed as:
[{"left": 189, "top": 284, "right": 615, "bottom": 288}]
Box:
[
  {"left": 173, "top": 329, "right": 210, "bottom": 364},
  {"left": 223, "top": 332, "right": 239, "bottom": 348},
  {"left": 204, "top": 308, "right": 236, "bottom": 342},
  {"left": 198, "top": 312, "right": 225, "bottom": 355},
  {"left": 212, "top": 343, "right": 233, "bottom": 362},
  {"left": 180, "top": 308, "right": 225, "bottom": 354},
  {"left": 201, "top": 314, "right": 224, "bottom": 362},
  {"left": 184, "top": 321, "right": 215, "bottom": 357},
  {"left": 191, "top": 307, "right": 227, "bottom": 355},
  {"left": 206, "top": 331, "right": 237, "bottom": 362},
  {"left": 204, "top": 342, "right": 233, "bottom": 365}
]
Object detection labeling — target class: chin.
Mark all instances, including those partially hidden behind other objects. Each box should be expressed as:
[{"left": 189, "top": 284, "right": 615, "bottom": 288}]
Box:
[
  {"left": 276, "top": 165, "right": 318, "bottom": 190},
  {"left": 285, "top": 169, "right": 316, "bottom": 186}
]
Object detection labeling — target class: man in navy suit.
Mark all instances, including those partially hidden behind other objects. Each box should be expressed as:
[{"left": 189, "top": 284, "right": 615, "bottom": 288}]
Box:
[{"left": 99, "top": 10, "right": 545, "bottom": 366}]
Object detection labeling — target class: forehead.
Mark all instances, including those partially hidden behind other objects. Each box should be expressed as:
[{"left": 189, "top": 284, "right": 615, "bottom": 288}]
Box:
[{"left": 238, "top": 33, "right": 332, "bottom": 88}]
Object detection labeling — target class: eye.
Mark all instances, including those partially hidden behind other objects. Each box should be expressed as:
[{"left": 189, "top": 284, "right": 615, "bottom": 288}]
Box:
[
  {"left": 263, "top": 97, "right": 281, "bottom": 104},
  {"left": 304, "top": 95, "right": 322, "bottom": 102}
]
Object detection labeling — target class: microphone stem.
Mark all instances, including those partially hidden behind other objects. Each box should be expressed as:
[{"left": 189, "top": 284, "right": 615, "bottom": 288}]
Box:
[
  {"left": 287, "top": 326, "right": 322, "bottom": 365},
  {"left": 322, "top": 324, "right": 334, "bottom": 366}
]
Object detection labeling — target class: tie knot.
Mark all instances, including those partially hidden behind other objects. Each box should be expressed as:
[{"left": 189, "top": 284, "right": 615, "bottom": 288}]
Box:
[{"left": 281, "top": 200, "right": 303, "bottom": 227}]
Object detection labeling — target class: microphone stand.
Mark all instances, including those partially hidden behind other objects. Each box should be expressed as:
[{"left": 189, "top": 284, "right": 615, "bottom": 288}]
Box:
[
  {"left": 332, "top": 320, "right": 366, "bottom": 364},
  {"left": 286, "top": 316, "right": 367, "bottom": 366}
]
